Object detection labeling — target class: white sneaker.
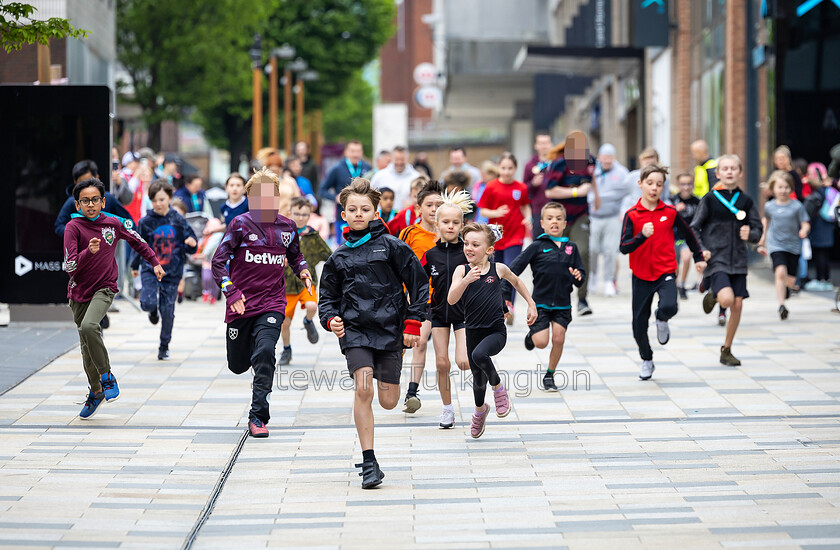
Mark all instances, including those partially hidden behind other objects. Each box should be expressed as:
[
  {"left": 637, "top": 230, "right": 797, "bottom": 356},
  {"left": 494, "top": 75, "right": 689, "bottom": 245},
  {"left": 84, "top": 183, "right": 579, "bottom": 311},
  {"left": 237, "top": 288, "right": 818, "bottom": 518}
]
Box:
[
  {"left": 604, "top": 281, "right": 617, "bottom": 297},
  {"left": 639, "top": 360, "right": 655, "bottom": 380},
  {"left": 655, "top": 319, "right": 670, "bottom": 345},
  {"left": 439, "top": 408, "right": 455, "bottom": 429}
]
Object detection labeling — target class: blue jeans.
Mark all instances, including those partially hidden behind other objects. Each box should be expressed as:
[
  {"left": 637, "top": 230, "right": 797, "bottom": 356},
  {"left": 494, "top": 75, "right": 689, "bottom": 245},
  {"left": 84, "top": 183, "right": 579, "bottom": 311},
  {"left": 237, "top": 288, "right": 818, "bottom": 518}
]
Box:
[{"left": 140, "top": 271, "right": 178, "bottom": 346}]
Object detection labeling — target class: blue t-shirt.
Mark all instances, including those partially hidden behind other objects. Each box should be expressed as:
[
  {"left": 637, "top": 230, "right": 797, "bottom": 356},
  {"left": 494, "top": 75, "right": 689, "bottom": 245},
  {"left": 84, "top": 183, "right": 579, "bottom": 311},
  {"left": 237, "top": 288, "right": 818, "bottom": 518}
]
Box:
[{"left": 220, "top": 198, "right": 249, "bottom": 226}]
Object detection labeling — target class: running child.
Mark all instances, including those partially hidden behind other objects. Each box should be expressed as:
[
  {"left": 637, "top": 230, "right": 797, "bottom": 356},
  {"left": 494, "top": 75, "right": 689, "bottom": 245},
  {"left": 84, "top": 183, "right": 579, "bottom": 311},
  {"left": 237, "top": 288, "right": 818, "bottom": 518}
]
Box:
[
  {"left": 476, "top": 153, "right": 532, "bottom": 324},
  {"left": 422, "top": 189, "right": 473, "bottom": 428},
  {"left": 220, "top": 173, "right": 249, "bottom": 226},
  {"left": 757, "top": 170, "right": 810, "bottom": 320},
  {"left": 399, "top": 180, "right": 444, "bottom": 413},
  {"left": 277, "top": 196, "right": 333, "bottom": 366},
  {"left": 387, "top": 176, "right": 427, "bottom": 235},
  {"left": 319, "top": 178, "right": 428, "bottom": 488},
  {"left": 620, "top": 164, "right": 708, "bottom": 380},
  {"left": 448, "top": 223, "right": 537, "bottom": 439},
  {"left": 131, "top": 180, "right": 198, "bottom": 360},
  {"left": 377, "top": 187, "right": 397, "bottom": 223},
  {"left": 691, "top": 154, "right": 762, "bottom": 366},
  {"left": 211, "top": 167, "right": 312, "bottom": 438},
  {"left": 506, "top": 202, "right": 586, "bottom": 391},
  {"left": 63, "top": 178, "right": 164, "bottom": 419},
  {"left": 670, "top": 172, "right": 702, "bottom": 299}
]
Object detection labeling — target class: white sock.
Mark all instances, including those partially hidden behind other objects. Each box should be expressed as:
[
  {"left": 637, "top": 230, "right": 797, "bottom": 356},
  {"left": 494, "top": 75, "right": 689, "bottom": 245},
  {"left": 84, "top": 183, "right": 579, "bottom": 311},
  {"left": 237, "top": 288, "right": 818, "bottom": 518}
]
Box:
[{"left": 443, "top": 404, "right": 454, "bottom": 412}]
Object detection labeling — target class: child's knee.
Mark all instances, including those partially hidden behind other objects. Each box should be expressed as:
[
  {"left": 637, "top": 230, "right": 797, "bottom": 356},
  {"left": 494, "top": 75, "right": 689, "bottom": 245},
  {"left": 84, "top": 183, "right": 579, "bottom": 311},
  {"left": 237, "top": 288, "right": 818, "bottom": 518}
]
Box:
[
  {"left": 79, "top": 321, "right": 100, "bottom": 337},
  {"left": 355, "top": 384, "right": 374, "bottom": 403},
  {"left": 435, "top": 357, "right": 450, "bottom": 372},
  {"left": 551, "top": 331, "right": 566, "bottom": 347},
  {"left": 659, "top": 302, "right": 678, "bottom": 318},
  {"left": 379, "top": 392, "right": 399, "bottom": 410}
]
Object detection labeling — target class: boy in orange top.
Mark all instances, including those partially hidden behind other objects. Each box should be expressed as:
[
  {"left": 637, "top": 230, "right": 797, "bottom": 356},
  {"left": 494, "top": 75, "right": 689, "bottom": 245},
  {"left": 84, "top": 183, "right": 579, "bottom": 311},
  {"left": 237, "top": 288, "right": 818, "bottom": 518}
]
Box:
[{"left": 399, "top": 180, "right": 444, "bottom": 413}]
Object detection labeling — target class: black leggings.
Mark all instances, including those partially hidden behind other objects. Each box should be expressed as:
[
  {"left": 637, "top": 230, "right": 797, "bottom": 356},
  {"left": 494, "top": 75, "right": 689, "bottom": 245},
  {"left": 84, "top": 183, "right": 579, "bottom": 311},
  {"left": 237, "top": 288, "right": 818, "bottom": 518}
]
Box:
[
  {"left": 812, "top": 247, "right": 832, "bottom": 281},
  {"left": 466, "top": 324, "right": 506, "bottom": 407},
  {"left": 632, "top": 274, "right": 678, "bottom": 361}
]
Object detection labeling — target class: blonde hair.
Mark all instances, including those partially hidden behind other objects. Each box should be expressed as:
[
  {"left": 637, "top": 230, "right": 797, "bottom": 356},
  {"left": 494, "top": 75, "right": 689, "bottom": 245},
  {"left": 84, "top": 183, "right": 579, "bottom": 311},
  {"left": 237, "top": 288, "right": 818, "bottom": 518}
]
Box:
[
  {"left": 435, "top": 189, "right": 474, "bottom": 223},
  {"left": 480, "top": 161, "right": 499, "bottom": 179},
  {"left": 461, "top": 222, "right": 503, "bottom": 247},
  {"left": 256, "top": 147, "right": 283, "bottom": 168},
  {"left": 717, "top": 153, "right": 743, "bottom": 173},
  {"left": 767, "top": 170, "right": 795, "bottom": 194},
  {"left": 245, "top": 167, "right": 281, "bottom": 196}
]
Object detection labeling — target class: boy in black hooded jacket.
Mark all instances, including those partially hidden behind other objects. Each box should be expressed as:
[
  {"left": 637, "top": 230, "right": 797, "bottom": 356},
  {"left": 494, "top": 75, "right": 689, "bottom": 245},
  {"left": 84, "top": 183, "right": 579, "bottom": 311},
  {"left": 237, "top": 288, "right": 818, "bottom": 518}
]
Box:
[
  {"left": 506, "top": 202, "right": 585, "bottom": 391},
  {"left": 319, "top": 178, "right": 429, "bottom": 489}
]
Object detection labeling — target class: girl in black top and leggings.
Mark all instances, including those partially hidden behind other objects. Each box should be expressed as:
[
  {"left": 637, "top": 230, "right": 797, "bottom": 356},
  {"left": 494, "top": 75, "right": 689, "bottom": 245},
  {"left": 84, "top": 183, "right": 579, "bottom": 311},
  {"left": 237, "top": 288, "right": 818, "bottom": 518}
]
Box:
[{"left": 448, "top": 223, "right": 537, "bottom": 438}]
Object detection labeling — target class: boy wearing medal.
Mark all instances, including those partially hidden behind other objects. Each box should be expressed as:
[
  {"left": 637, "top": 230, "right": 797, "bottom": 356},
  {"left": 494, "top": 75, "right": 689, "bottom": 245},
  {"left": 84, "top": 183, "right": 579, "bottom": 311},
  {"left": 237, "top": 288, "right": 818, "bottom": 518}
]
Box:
[{"left": 690, "top": 154, "right": 762, "bottom": 367}]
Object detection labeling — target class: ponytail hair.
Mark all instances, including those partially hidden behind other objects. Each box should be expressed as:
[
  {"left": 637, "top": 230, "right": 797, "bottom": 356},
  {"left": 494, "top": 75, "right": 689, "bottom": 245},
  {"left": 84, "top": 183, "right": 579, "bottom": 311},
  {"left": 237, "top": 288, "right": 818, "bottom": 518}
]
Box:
[{"left": 461, "top": 222, "right": 503, "bottom": 247}]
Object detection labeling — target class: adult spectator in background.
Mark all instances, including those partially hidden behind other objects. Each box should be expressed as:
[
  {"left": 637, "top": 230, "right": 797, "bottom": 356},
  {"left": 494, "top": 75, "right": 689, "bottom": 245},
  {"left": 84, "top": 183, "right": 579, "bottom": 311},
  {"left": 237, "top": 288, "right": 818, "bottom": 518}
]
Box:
[
  {"left": 319, "top": 140, "right": 371, "bottom": 243},
  {"left": 544, "top": 130, "right": 598, "bottom": 315},
  {"left": 364, "top": 150, "right": 391, "bottom": 180},
  {"left": 286, "top": 156, "right": 317, "bottom": 207},
  {"left": 523, "top": 133, "right": 554, "bottom": 237},
  {"left": 774, "top": 146, "right": 804, "bottom": 201},
  {"left": 589, "top": 143, "right": 630, "bottom": 297},
  {"left": 256, "top": 147, "right": 284, "bottom": 178},
  {"left": 413, "top": 152, "right": 433, "bottom": 180},
  {"left": 621, "top": 147, "right": 664, "bottom": 214},
  {"left": 440, "top": 147, "right": 481, "bottom": 189},
  {"left": 691, "top": 140, "right": 718, "bottom": 197},
  {"left": 125, "top": 153, "right": 155, "bottom": 221},
  {"left": 371, "top": 145, "right": 420, "bottom": 210},
  {"left": 295, "top": 141, "right": 320, "bottom": 193},
  {"left": 174, "top": 175, "right": 214, "bottom": 218},
  {"left": 156, "top": 154, "right": 182, "bottom": 189}
]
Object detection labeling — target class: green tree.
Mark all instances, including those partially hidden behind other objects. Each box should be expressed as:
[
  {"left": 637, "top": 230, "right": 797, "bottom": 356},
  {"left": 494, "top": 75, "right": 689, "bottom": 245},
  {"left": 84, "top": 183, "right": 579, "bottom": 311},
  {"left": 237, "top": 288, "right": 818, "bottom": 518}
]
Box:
[
  {"left": 116, "top": 0, "right": 267, "bottom": 150},
  {"left": 322, "top": 70, "right": 375, "bottom": 153},
  {"left": 1, "top": 2, "right": 88, "bottom": 53}
]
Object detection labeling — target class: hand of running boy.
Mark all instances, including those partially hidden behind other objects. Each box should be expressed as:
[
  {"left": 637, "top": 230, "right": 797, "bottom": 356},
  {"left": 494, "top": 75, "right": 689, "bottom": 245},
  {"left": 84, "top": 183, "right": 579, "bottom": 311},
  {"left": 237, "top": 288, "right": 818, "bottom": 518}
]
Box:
[
  {"left": 739, "top": 225, "right": 750, "bottom": 240},
  {"left": 798, "top": 227, "right": 809, "bottom": 239},
  {"left": 695, "top": 261, "right": 707, "bottom": 273},
  {"left": 568, "top": 267, "right": 582, "bottom": 281},
  {"left": 329, "top": 316, "right": 345, "bottom": 338},
  {"left": 230, "top": 294, "right": 246, "bottom": 315},
  {"left": 184, "top": 236, "right": 197, "bottom": 248},
  {"left": 403, "top": 333, "right": 419, "bottom": 348},
  {"left": 525, "top": 302, "right": 537, "bottom": 326},
  {"left": 300, "top": 270, "right": 313, "bottom": 296},
  {"left": 757, "top": 244, "right": 767, "bottom": 256},
  {"left": 88, "top": 237, "right": 100, "bottom": 254},
  {"left": 153, "top": 265, "right": 165, "bottom": 281},
  {"left": 642, "top": 222, "right": 654, "bottom": 237},
  {"left": 131, "top": 269, "right": 138, "bottom": 278},
  {"left": 464, "top": 265, "right": 482, "bottom": 284},
  {"left": 702, "top": 250, "right": 711, "bottom": 261},
  {"left": 496, "top": 205, "right": 510, "bottom": 218}
]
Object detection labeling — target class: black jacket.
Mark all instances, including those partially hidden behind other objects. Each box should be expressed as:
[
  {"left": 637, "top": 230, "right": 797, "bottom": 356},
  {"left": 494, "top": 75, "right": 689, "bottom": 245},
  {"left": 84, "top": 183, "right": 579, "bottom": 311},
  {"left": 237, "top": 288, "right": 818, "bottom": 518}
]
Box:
[
  {"left": 690, "top": 188, "right": 762, "bottom": 276},
  {"left": 505, "top": 233, "right": 585, "bottom": 309},
  {"left": 319, "top": 219, "right": 429, "bottom": 352},
  {"left": 422, "top": 238, "right": 466, "bottom": 324}
]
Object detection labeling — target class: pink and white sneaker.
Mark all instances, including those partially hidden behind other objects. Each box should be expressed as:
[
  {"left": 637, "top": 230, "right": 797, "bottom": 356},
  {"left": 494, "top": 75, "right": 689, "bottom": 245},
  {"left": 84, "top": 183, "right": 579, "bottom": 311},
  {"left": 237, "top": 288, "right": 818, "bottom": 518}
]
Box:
[
  {"left": 493, "top": 384, "right": 511, "bottom": 418},
  {"left": 470, "top": 404, "right": 489, "bottom": 439}
]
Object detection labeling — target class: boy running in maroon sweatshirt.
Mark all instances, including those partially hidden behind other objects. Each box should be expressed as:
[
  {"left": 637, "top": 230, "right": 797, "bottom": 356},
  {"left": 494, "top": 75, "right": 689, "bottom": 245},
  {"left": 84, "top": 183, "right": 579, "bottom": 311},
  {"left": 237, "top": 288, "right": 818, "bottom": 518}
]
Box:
[
  {"left": 619, "top": 164, "right": 708, "bottom": 381},
  {"left": 63, "top": 178, "right": 163, "bottom": 419},
  {"left": 212, "top": 168, "right": 312, "bottom": 438}
]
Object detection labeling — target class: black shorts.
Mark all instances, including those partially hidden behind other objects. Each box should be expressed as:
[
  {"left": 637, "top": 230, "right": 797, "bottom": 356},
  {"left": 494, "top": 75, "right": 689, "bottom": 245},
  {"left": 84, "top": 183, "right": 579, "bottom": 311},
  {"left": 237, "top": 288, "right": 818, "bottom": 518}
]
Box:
[
  {"left": 345, "top": 347, "right": 403, "bottom": 385},
  {"left": 770, "top": 251, "right": 799, "bottom": 274},
  {"left": 431, "top": 318, "right": 465, "bottom": 331},
  {"left": 708, "top": 272, "right": 749, "bottom": 299},
  {"left": 529, "top": 307, "right": 572, "bottom": 334}
]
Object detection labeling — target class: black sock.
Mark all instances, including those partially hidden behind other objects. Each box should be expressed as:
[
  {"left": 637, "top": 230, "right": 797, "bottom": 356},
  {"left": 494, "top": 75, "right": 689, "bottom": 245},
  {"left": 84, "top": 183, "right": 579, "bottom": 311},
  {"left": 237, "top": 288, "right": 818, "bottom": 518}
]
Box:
[
  {"left": 303, "top": 317, "right": 312, "bottom": 324},
  {"left": 284, "top": 345, "right": 291, "bottom": 350},
  {"left": 407, "top": 382, "right": 419, "bottom": 396},
  {"left": 362, "top": 449, "right": 375, "bottom": 462}
]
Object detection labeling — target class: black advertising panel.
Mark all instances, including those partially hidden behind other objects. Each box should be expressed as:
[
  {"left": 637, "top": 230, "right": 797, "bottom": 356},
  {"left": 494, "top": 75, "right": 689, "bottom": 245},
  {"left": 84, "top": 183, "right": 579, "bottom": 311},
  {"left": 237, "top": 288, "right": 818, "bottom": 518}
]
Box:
[
  {"left": 0, "top": 85, "right": 112, "bottom": 304},
  {"left": 632, "top": 0, "right": 670, "bottom": 48}
]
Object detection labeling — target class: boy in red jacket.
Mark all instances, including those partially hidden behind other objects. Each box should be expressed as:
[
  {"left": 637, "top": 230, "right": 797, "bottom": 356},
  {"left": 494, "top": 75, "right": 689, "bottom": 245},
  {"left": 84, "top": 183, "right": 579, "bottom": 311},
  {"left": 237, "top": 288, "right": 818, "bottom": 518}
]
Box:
[
  {"left": 619, "top": 164, "right": 708, "bottom": 381},
  {"left": 63, "top": 178, "right": 164, "bottom": 419}
]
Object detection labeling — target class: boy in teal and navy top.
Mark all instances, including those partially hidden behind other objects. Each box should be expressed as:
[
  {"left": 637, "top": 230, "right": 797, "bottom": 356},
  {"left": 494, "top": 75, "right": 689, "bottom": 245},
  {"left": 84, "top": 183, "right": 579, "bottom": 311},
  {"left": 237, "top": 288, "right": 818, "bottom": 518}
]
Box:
[
  {"left": 506, "top": 202, "right": 585, "bottom": 391},
  {"left": 63, "top": 178, "right": 163, "bottom": 419}
]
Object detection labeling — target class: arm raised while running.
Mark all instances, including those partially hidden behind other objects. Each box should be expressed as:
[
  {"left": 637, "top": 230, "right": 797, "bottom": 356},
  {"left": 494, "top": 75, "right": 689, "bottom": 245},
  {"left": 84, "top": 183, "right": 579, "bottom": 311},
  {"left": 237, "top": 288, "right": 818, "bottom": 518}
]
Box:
[
  {"left": 496, "top": 263, "right": 537, "bottom": 326},
  {"left": 447, "top": 264, "right": 476, "bottom": 305}
]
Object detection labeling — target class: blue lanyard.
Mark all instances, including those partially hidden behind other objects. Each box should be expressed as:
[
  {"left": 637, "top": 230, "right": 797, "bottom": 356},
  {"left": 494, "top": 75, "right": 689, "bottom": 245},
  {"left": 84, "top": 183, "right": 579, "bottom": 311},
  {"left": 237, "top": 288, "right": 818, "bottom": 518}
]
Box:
[
  {"left": 712, "top": 189, "right": 740, "bottom": 215},
  {"left": 191, "top": 193, "right": 200, "bottom": 212},
  {"left": 345, "top": 159, "right": 361, "bottom": 179},
  {"left": 538, "top": 233, "right": 568, "bottom": 242},
  {"left": 345, "top": 232, "right": 372, "bottom": 248}
]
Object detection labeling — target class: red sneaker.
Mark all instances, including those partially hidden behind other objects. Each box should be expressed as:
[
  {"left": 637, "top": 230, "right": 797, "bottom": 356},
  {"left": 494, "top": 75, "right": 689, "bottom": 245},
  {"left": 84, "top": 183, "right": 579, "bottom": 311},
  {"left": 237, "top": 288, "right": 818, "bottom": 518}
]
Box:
[
  {"left": 249, "top": 418, "right": 269, "bottom": 438},
  {"left": 209, "top": 296, "right": 217, "bottom": 305},
  {"left": 202, "top": 293, "right": 209, "bottom": 303}
]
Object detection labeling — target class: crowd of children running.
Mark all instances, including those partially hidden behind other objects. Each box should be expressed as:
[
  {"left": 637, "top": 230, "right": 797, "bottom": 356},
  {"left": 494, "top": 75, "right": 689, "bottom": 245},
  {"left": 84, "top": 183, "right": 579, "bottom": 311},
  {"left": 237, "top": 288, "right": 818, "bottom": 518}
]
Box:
[{"left": 61, "top": 135, "right": 840, "bottom": 489}]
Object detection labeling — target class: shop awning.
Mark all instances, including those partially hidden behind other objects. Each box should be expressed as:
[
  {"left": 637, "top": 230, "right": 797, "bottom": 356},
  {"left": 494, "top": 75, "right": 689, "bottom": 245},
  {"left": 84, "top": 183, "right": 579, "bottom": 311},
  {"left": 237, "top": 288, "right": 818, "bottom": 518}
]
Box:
[{"left": 513, "top": 45, "right": 644, "bottom": 76}]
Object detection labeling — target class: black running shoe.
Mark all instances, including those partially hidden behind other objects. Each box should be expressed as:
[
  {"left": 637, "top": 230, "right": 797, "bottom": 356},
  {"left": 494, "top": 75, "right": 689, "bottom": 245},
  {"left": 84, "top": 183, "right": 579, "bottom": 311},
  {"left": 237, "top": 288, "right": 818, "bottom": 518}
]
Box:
[
  {"left": 158, "top": 345, "right": 169, "bottom": 360},
  {"left": 100, "top": 314, "right": 110, "bottom": 330},
  {"left": 303, "top": 318, "right": 319, "bottom": 343},
  {"left": 578, "top": 299, "right": 593, "bottom": 316},
  {"left": 678, "top": 286, "right": 688, "bottom": 300},
  {"left": 779, "top": 305, "right": 789, "bottom": 320},
  {"left": 542, "top": 374, "right": 558, "bottom": 392},
  {"left": 277, "top": 347, "right": 291, "bottom": 366},
  {"left": 355, "top": 459, "right": 384, "bottom": 489},
  {"left": 524, "top": 332, "right": 535, "bottom": 351},
  {"left": 702, "top": 291, "right": 716, "bottom": 314},
  {"left": 149, "top": 310, "right": 159, "bottom": 325}
]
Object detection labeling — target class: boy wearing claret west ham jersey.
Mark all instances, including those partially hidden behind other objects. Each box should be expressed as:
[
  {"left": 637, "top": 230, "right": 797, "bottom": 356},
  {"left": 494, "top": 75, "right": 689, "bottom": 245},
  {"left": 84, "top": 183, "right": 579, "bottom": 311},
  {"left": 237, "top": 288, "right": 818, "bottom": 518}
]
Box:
[
  {"left": 620, "top": 164, "right": 708, "bottom": 381},
  {"left": 212, "top": 168, "right": 312, "bottom": 439},
  {"left": 63, "top": 178, "right": 163, "bottom": 420}
]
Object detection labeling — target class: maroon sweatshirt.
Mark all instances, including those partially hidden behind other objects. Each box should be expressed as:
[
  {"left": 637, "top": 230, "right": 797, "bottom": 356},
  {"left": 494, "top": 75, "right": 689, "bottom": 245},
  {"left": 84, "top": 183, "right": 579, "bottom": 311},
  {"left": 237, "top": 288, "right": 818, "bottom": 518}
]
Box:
[
  {"left": 63, "top": 213, "right": 159, "bottom": 302},
  {"left": 211, "top": 212, "right": 308, "bottom": 324}
]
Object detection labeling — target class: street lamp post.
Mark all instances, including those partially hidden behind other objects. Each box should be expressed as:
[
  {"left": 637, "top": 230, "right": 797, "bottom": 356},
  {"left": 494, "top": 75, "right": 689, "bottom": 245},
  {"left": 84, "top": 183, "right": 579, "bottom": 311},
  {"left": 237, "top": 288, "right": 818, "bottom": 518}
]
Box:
[
  {"left": 250, "top": 34, "right": 263, "bottom": 159},
  {"left": 284, "top": 57, "right": 308, "bottom": 155}
]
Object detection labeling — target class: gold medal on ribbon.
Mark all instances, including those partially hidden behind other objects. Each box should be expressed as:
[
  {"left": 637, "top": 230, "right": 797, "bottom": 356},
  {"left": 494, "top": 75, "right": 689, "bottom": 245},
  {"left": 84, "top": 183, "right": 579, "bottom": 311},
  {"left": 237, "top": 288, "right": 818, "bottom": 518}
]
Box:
[
  {"left": 735, "top": 210, "right": 746, "bottom": 221},
  {"left": 532, "top": 166, "right": 542, "bottom": 175}
]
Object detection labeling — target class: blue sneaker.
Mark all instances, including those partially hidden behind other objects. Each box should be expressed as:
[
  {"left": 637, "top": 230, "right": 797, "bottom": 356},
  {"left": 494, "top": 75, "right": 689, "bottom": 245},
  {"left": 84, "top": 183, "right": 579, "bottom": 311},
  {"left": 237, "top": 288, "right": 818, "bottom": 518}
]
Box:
[
  {"left": 79, "top": 390, "right": 105, "bottom": 419},
  {"left": 100, "top": 372, "right": 120, "bottom": 402}
]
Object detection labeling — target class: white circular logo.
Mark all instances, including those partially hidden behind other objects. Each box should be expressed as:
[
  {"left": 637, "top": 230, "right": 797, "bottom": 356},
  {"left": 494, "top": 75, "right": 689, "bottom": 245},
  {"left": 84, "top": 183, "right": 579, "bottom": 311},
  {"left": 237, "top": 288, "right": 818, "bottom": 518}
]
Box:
[
  {"left": 413, "top": 62, "right": 437, "bottom": 86},
  {"left": 414, "top": 86, "right": 442, "bottom": 109}
]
